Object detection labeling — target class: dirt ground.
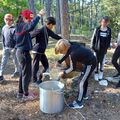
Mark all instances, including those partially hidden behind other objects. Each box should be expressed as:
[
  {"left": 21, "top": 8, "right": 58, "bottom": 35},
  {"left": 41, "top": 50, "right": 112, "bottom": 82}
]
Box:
[{"left": 0, "top": 40, "right": 120, "bottom": 120}]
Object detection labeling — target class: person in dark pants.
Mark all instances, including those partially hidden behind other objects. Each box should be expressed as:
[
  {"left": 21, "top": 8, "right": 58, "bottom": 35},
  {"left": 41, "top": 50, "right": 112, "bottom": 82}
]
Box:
[
  {"left": 55, "top": 39, "right": 96, "bottom": 109},
  {"left": 31, "top": 17, "right": 62, "bottom": 86},
  {"left": 15, "top": 9, "right": 45, "bottom": 101},
  {"left": 112, "top": 31, "right": 120, "bottom": 88},
  {"left": 91, "top": 16, "right": 111, "bottom": 81}
]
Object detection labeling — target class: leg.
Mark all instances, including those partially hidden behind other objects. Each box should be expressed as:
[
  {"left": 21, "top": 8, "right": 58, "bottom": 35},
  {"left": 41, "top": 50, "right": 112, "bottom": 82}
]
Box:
[
  {"left": 22, "top": 52, "right": 32, "bottom": 95},
  {"left": 32, "top": 53, "right": 41, "bottom": 82},
  {"left": 0, "top": 48, "right": 10, "bottom": 76},
  {"left": 41, "top": 54, "right": 49, "bottom": 72},
  {"left": 112, "top": 46, "right": 120, "bottom": 74},
  {"left": 11, "top": 48, "right": 20, "bottom": 73}
]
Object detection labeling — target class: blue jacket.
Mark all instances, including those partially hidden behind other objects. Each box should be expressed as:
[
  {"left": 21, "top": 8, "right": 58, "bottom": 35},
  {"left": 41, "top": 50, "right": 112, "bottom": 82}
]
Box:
[{"left": 15, "top": 16, "right": 40, "bottom": 51}]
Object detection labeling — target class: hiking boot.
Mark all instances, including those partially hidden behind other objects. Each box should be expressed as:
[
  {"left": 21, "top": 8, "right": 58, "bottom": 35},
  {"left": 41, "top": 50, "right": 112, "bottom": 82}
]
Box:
[{"left": 99, "top": 71, "right": 103, "bottom": 80}]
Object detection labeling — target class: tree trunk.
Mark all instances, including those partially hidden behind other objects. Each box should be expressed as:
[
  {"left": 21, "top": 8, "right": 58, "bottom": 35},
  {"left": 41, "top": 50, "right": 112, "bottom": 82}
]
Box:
[
  {"left": 28, "top": 0, "right": 36, "bottom": 15},
  {"left": 45, "top": 0, "right": 52, "bottom": 17},
  {"left": 55, "top": 0, "right": 61, "bottom": 34},
  {"left": 59, "top": 0, "right": 70, "bottom": 39}
]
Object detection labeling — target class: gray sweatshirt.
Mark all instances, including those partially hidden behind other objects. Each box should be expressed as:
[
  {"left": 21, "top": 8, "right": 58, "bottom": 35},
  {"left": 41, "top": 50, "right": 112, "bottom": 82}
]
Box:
[{"left": 1, "top": 25, "right": 16, "bottom": 48}]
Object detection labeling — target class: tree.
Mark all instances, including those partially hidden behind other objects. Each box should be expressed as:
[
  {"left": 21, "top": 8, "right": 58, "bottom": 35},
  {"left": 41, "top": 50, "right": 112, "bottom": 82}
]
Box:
[
  {"left": 45, "top": 0, "right": 52, "bottom": 17},
  {"left": 59, "top": 0, "right": 70, "bottom": 39},
  {"left": 28, "top": 0, "right": 36, "bottom": 15}
]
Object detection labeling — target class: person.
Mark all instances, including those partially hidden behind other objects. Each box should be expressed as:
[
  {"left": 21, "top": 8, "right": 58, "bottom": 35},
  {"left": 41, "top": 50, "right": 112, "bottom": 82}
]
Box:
[
  {"left": 112, "top": 30, "right": 120, "bottom": 88},
  {"left": 91, "top": 16, "right": 111, "bottom": 81},
  {"left": 31, "top": 17, "right": 62, "bottom": 86},
  {"left": 0, "top": 13, "right": 19, "bottom": 83},
  {"left": 55, "top": 39, "right": 96, "bottom": 109},
  {"left": 15, "top": 9, "right": 45, "bottom": 101}
]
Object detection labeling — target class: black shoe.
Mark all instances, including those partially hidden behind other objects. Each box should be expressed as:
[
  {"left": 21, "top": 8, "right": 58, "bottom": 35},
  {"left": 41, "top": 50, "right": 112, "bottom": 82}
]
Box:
[
  {"left": 113, "top": 73, "right": 120, "bottom": 78},
  {"left": 0, "top": 76, "right": 4, "bottom": 83},
  {"left": 116, "top": 82, "right": 120, "bottom": 88}
]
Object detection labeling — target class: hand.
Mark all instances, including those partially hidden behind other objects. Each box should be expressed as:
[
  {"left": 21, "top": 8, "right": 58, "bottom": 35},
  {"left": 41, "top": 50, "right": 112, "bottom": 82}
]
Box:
[
  {"left": 39, "top": 9, "right": 45, "bottom": 16},
  {"left": 58, "top": 71, "right": 64, "bottom": 78},
  {"left": 55, "top": 62, "right": 61, "bottom": 68}
]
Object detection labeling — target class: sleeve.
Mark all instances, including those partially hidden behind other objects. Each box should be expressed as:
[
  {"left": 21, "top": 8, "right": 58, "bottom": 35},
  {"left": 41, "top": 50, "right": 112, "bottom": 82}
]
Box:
[
  {"left": 30, "top": 29, "right": 41, "bottom": 39},
  {"left": 1, "top": 28, "right": 5, "bottom": 47},
  {"left": 107, "top": 28, "right": 111, "bottom": 48},
  {"left": 91, "top": 28, "right": 97, "bottom": 50},
  {"left": 117, "top": 32, "right": 120, "bottom": 45},
  {"left": 64, "top": 55, "right": 77, "bottom": 74},
  {"left": 49, "top": 29, "right": 62, "bottom": 40},
  {"left": 23, "top": 16, "right": 40, "bottom": 32},
  {"left": 58, "top": 51, "right": 70, "bottom": 64}
]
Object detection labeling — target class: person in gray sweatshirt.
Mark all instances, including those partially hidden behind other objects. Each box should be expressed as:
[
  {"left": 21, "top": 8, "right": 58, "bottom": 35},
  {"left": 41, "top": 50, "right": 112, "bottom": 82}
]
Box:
[
  {"left": 0, "top": 14, "right": 19, "bottom": 83},
  {"left": 112, "top": 30, "right": 120, "bottom": 88}
]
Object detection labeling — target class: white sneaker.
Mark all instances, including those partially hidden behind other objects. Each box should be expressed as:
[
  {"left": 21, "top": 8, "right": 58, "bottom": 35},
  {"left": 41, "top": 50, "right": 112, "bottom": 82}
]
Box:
[
  {"left": 94, "top": 73, "right": 99, "bottom": 81},
  {"left": 99, "top": 72, "right": 103, "bottom": 80}
]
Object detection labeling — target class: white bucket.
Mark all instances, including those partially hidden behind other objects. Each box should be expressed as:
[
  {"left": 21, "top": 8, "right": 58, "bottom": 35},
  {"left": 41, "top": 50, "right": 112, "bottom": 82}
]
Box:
[{"left": 39, "top": 81, "right": 64, "bottom": 114}]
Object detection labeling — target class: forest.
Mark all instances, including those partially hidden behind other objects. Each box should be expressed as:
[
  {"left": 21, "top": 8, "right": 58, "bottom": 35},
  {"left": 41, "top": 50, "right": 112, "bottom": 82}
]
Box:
[{"left": 0, "top": 0, "right": 120, "bottom": 39}]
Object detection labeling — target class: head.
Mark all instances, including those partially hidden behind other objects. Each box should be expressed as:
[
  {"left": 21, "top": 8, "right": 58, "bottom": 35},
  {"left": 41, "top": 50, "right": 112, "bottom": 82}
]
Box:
[
  {"left": 4, "top": 14, "right": 13, "bottom": 26},
  {"left": 55, "top": 39, "right": 71, "bottom": 54},
  {"left": 20, "top": 9, "right": 34, "bottom": 23},
  {"left": 45, "top": 17, "right": 56, "bottom": 30},
  {"left": 100, "top": 16, "right": 109, "bottom": 27}
]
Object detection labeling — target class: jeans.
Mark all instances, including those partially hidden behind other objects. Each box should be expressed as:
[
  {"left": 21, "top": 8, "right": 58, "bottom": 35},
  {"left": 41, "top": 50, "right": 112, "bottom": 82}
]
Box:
[{"left": 0, "top": 47, "right": 19, "bottom": 76}]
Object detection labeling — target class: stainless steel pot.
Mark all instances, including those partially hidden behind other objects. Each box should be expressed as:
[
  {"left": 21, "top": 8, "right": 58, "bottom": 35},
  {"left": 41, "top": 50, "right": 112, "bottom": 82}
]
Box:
[{"left": 39, "top": 81, "right": 64, "bottom": 114}]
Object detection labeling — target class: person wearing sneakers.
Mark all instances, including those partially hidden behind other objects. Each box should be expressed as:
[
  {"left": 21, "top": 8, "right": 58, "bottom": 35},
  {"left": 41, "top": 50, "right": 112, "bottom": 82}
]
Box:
[
  {"left": 112, "top": 30, "right": 120, "bottom": 88},
  {"left": 0, "top": 14, "right": 20, "bottom": 83},
  {"left": 55, "top": 39, "right": 96, "bottom": 109},
  {"left": 91, "top": 16, "right": 111, "bottom": 81},
  {"left": 15, "top": 9, "right": 45, "bottom": 101},
  {"left": 30, "top": 17, "right": 62, "bottom": 86}
]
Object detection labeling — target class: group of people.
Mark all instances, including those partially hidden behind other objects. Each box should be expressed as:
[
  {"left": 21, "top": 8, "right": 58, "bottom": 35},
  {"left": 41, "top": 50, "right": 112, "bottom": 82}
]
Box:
[{"left": 0, "top": 9, "right": 120, "bottom": 109}]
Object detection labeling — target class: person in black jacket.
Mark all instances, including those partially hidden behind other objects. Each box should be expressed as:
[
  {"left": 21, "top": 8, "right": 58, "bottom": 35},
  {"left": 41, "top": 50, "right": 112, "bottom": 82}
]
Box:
[
  {"left": 31, "top": 17, "right": 62, "bottom": 86},
  {"left": 91, "top": 16, "right": 111, "bottom": 81},
  {"left": 15, "top": 9, "right": 45, "bottom": 101},
  {"left": 55, "top": 39, "right": 96, "bottom": 109}
]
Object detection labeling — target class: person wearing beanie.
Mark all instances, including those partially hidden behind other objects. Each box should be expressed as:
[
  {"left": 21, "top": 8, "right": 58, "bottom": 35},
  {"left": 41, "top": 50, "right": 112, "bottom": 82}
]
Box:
[
  {"left": 30, "top": 16, "right": 62, "bottom": 86},
  {"left": 15, "top": 9, "right": 45, "bottom": 101},
  {"left": 0, "top": 13, "right": 20, "bottom": 83},
  {"left": 91, "top": 16, "right": 111, "bottom": 81}
]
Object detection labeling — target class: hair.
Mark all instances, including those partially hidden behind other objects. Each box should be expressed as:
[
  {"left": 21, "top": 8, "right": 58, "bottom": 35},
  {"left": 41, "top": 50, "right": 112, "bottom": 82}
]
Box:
[
  {"left": 55, "top": 39, "right": 71, "bottom": 54},
  {"left": 45, "top": 17, "right": 56, "bottom": 25},
  {"left": 101, "top": 16, "right": 109, "bottom": 22},
  {"left": 16, "top": 15, "right": 24, "bottom": 24}
]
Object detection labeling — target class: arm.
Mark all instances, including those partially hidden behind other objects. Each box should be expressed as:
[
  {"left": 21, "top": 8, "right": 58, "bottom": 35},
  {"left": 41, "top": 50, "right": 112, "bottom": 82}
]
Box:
[
  {"left": 23, "top": 16, "right": 40, "bottom": 32},
  {"left": 30, "top": 29, "right": 41, "bottom": 39},
  {"left": 49, "top": 29, "right": 62, "bottom": 40},
  {"left": 91, "top": 28, "right": 97, "bottom": 50},
  {"left": 64, "top": 55, "right": 77, "bottom": 74},
  {"left": 107, "top": 28, "right": 112, "bottom": 48}
]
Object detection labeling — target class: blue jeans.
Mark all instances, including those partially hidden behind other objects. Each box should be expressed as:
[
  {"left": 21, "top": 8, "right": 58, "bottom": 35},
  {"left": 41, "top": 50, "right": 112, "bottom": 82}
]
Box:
[{"left": 0, "top": 47, "right": 19, "bottom": 76}]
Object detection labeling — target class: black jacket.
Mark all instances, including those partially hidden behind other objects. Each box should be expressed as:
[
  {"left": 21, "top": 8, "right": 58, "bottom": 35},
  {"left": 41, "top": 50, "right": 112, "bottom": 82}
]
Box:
[
  {"left": 58, "top": 44, "right": 96, "bottom": 74},
  {"left": 15, "top": 16, "right": 40, "bottom": 51},
  {"left": 91, "top": 26, "right": 111, "bottom": 53},
  {"left": 31, "top": 25, "right": 62, "bottom": 53}
]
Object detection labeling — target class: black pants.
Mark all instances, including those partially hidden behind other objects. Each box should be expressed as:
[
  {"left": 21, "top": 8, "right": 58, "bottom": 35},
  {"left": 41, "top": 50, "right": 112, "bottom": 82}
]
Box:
[
  {"left": 78, "top": 58, "right": 96, "bottom": 102},
  {"left": 94, "top": 51, "right": 106, "bottom": 73},
  {"left": 112, "top": 46, "right": 120, "bottom": 74},
  {"left": 16, "top": 49, "right": 32, "bottom": 95},
  {"left": 32, "top": 53, "right": 49, "bottom": 82}
]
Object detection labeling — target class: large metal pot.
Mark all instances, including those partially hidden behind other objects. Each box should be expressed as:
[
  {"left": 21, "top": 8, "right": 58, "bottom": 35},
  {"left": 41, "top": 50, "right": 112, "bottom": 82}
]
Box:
[{"left": 39, "top": 81, "right": 64, "bottom": 114}]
